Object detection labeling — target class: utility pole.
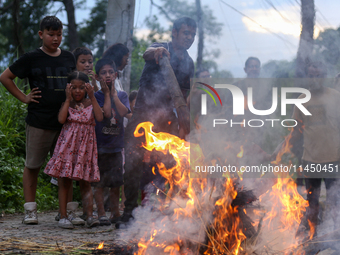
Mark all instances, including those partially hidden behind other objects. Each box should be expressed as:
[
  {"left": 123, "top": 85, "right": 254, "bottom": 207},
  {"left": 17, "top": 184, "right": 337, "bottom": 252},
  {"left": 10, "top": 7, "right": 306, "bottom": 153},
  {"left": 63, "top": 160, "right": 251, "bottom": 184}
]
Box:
[
  {"left": 196, "top": 0, "right": 204, "bottom": 72},
  {"left": 105, "top": 0, "right": 136, "bottom": 92},
  {"left": 295, "top": 0, "right": 315, "bottom": 78}
]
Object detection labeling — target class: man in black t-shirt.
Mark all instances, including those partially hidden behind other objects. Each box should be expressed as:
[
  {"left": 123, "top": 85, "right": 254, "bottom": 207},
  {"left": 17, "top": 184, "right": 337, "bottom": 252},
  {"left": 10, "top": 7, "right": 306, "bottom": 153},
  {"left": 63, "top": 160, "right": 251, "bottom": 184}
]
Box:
[
  {"left": 0, "top": 16, "right": 76, "bottom": 225},
  {"left": 115, "top": 17, "right": 196, "bottom": 228}
]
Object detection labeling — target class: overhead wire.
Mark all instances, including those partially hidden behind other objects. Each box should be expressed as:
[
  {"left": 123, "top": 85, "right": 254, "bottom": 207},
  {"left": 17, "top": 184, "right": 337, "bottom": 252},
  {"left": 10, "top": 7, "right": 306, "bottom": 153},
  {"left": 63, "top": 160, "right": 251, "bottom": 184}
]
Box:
[
  {"left": 262, "top": 0, "right": 296, "bottom": 25},
  {"left": 315, "top": 5, "right": 333, "bottom": 28},
  {"left": 282, "top": 0, "right": 329, "bottom": 37},
  {"left": 218, "top": 0, "right": 296, "bottom": 53},
  {"left": 218, "top": 0, "right": 243, "bottom": 66}
]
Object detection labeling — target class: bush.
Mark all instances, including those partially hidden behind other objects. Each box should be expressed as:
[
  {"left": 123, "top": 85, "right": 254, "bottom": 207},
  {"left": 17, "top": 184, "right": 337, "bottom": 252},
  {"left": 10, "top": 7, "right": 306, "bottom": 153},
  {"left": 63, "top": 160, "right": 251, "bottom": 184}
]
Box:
[
  {"left": 0, "top": 85, "right": 26, "bottom": 212},
  {"left": 0, "top": 84, "right": 61, "bottom": 213}
]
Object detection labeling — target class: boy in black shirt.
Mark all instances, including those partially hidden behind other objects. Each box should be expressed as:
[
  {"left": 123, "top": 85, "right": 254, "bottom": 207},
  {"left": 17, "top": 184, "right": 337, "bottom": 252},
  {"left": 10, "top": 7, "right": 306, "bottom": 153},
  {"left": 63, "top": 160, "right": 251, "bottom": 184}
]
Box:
[{"left": 0, "top": 16, "right": 76, "bottom": 224}]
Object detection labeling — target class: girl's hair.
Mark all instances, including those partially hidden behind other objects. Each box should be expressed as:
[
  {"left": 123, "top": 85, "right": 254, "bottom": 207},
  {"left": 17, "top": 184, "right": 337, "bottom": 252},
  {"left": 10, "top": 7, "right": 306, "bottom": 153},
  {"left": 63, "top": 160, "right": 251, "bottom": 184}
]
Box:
[
  {"left": 67, "top": 71, "right": 89, "bottom": 83},
  {"left": 102, "top": 43, "right": 129, "bottom": 69},
  {"left": 72, "top": 47, "right": 93, "bottom": 62}
]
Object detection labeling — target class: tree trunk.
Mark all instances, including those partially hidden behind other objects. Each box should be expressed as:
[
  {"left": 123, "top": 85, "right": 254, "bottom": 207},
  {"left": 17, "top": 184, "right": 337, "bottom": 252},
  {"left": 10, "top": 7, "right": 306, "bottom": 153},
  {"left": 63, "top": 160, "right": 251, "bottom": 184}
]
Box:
[
  {"left": 196, "top": 0, "right": 204, "bottom": 72},
  {"left": 12, "top": 0, "right": 24, "bottom": 57},
  {"left": 105, "top": 0, "right": 135, "bottom": 92},
  {"left": 62, "top": 0, "right": 78, "bottom": 51},
  {"left": 295, "top": 0, "right": 315, "bottom": 78}
]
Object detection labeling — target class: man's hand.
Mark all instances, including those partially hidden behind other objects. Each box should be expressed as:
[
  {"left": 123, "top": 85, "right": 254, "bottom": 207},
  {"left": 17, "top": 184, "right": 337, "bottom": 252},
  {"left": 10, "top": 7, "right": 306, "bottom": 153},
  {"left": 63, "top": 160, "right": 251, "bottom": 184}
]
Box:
[
  {"left": 25, "top": 87, "right": 41, "bottom": 104},
  {"left": 154, "top": 47, "right": 170, "bottom": 64},
  {"left": 143, "top": 47, "right": 170, "bottom": 65}
]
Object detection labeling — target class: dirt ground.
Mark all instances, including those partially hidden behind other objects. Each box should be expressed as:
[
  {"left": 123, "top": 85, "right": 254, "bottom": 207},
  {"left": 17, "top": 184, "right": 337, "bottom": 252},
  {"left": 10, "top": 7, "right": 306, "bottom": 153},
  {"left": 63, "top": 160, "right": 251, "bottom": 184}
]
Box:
[
  {"left": 0, "top": 210, "right": 127, "bottom": 254},
  {"left": 0, "top": 183, "right": 337, "bottom": 255}
]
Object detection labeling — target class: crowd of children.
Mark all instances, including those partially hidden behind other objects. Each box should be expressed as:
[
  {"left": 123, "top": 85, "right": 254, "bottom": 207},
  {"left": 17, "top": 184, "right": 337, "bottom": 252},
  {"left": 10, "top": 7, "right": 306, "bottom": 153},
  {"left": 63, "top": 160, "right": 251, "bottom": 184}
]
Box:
[
  {"left": 0, "top": 15, "right": 135, "bottom": 229},
  {"left": 3, "top": 15, "right": 338, "bottom": 241}
]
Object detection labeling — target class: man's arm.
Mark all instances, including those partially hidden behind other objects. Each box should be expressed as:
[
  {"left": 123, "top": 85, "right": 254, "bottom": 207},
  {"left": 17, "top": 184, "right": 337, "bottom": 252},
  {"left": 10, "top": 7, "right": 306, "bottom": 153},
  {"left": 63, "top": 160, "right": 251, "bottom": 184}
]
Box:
[
  {"left": 143, "top": 47, "right": 170, "bottom": 64},
  {"left": 0, "top": 68, "right": 41, "bottom": 104}
]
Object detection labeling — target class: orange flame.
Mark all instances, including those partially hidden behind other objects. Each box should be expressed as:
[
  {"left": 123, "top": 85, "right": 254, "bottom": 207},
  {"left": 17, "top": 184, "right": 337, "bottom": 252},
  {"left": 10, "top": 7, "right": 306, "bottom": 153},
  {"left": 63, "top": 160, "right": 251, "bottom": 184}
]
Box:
[
  {"left": 97, "top": 241, "right": 104, "bottom": 249},
  {"left": 272, "top": 130, "right": 293, "bottom": 165},
  {"left": 237, "top": 146, "right": 244, "bottom": 158},
  {"left": 261, "top": 178, "right": 308, "bottom": 232},
  {"left": 133, "top": 122, "right": 247, "bottom": 254},
  {"left": 133, "top": 122, "right": 309, "bottom": 255},
  {"left": 308, "top": 220, "right": 315, "bottom": 240},
  {"left": 204, "top": 178, "right": 246, "bottom": 255}
]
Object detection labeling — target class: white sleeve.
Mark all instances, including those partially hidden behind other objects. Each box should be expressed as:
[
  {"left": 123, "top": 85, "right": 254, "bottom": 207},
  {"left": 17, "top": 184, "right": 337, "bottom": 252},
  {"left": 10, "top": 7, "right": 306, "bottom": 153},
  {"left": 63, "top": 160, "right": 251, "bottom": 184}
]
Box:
[{"left": 115, "top": 77, "right": 124, "bottom": 92}]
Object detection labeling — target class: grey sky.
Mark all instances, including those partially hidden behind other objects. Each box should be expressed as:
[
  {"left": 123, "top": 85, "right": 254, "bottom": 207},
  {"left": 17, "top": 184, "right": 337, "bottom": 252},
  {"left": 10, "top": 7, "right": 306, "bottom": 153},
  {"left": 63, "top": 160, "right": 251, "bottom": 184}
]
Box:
[{"left": 55, "top": 0, "right": 340, "bottom": 77}]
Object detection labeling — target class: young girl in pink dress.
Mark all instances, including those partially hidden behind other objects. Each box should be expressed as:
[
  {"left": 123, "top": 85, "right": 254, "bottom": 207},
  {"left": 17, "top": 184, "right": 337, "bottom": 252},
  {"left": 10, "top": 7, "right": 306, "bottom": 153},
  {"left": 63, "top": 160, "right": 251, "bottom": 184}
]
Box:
[{"left": 44, "top": 71, "right": 110, "bottom": 229}]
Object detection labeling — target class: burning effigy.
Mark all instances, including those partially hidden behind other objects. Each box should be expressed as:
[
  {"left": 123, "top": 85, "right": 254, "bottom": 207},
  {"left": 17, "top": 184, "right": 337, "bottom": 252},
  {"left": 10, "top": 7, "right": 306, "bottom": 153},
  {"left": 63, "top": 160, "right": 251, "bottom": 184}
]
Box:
[{"left": 114, "top": 121, "right": 317, "bottom": 255}]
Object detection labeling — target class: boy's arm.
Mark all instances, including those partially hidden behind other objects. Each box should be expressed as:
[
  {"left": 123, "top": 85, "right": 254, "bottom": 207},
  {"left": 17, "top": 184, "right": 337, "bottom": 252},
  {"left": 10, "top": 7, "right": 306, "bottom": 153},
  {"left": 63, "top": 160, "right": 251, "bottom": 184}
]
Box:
[
  {"left": 125, "top": 113, "right": 133, "bottom": 119},
  {"left": 88, "top": 71, "right": 99, "bottom": 92},
  {"left": 100, "top": 81, "right": 111, "bottom": 119},
  {"left": 91, "top": 78, "right": 99, "bottom": 92},
  {"left": 58, "top": 84, "right": 72, "bottom": 124},
  {"left": 86, "top": 83, "right": 104, "bottom": 122},
  {"left": 0, "top": 68, "right": 41, "bottom": 104},
  {"left": 111, "top": 88, "right": 129, "bottom": 117}
]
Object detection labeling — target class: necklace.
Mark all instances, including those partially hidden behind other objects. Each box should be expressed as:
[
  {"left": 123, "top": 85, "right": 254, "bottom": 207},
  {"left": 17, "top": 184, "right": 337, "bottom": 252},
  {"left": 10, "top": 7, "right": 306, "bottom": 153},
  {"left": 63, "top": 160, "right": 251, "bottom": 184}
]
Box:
[{"left": 75, "top": 103, "right": 84, "bottom": 111}]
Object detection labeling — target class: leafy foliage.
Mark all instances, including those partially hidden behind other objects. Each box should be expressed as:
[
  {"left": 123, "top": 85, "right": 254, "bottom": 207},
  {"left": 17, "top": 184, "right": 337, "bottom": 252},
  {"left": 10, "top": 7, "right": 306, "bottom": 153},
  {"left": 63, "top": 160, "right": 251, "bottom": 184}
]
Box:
[
  {"left": 78, "top": 0, "right": 108, "bottom": 59},
  {"left": 262, "top": 60, "right": 296, "bottom": 78},
  {"left": 0, "top": 83, "right": 26, "bottom": 212},
  {"left": 0, "top": 0, "right": 51, "bottom": 69},
  {"left": 130, "top": 37, "right": 149, "bottom": 90},
  {"left": 314, "top": 28, "right": 340, "bottom": 77},
  {"left": 149, "top": 0, "right": 223, "bottom": 40},
  {"left": 0, "top": 83, "right": 62, "bottom": 213},
  {"left": 146, "top": 0, "right": 231, "bottom": 75}
]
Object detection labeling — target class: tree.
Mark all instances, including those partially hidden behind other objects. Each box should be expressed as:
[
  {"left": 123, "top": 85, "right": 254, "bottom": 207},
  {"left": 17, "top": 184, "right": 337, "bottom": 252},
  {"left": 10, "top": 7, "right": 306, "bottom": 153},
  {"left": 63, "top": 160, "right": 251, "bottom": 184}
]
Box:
[
  {"left": 195, "top": 0, "right": 204, "bottom": 71},
  {"left": 130, "top": 37, "right": 149, "bottom": 90},
  {"left": 77, "top": 0, "right": 108, "bottom": 59},
  {"left": 262, "top": 60, "right": 295, "bottom": 78},
  {"left": 105, "top": 0, "right": 135, "bottom": 92},
  {"left": 149, "top": 0, "right": 223, "bottom": 69},
  {"left": 0, "top": 0, "right": 80, "bottom": 69},
  {"left": 58, "top": 0, "right": 79, "bottom": 51},
  {"left": 0, "top": 0, "right": 50, "bottom": 69},
  {"left": 295, "top": 0, "right": 315, "bottom": 78},
  {"left": 314, "top": 28, "right": 340, "bottom": 76}
]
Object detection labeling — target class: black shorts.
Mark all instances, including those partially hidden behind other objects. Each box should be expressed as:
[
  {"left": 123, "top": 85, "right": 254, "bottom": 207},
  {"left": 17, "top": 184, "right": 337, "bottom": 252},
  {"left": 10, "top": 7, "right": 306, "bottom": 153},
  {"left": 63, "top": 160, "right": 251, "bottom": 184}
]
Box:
[{"left": 92, "top": 152, "right": 123, "bottom": 188}]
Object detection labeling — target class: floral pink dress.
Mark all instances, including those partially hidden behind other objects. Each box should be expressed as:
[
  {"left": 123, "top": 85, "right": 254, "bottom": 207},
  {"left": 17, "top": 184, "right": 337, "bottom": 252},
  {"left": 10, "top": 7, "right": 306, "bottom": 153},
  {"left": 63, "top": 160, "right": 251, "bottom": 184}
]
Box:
[{"left": 44, "top": 105, "right": 100, "bottom": 182}]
